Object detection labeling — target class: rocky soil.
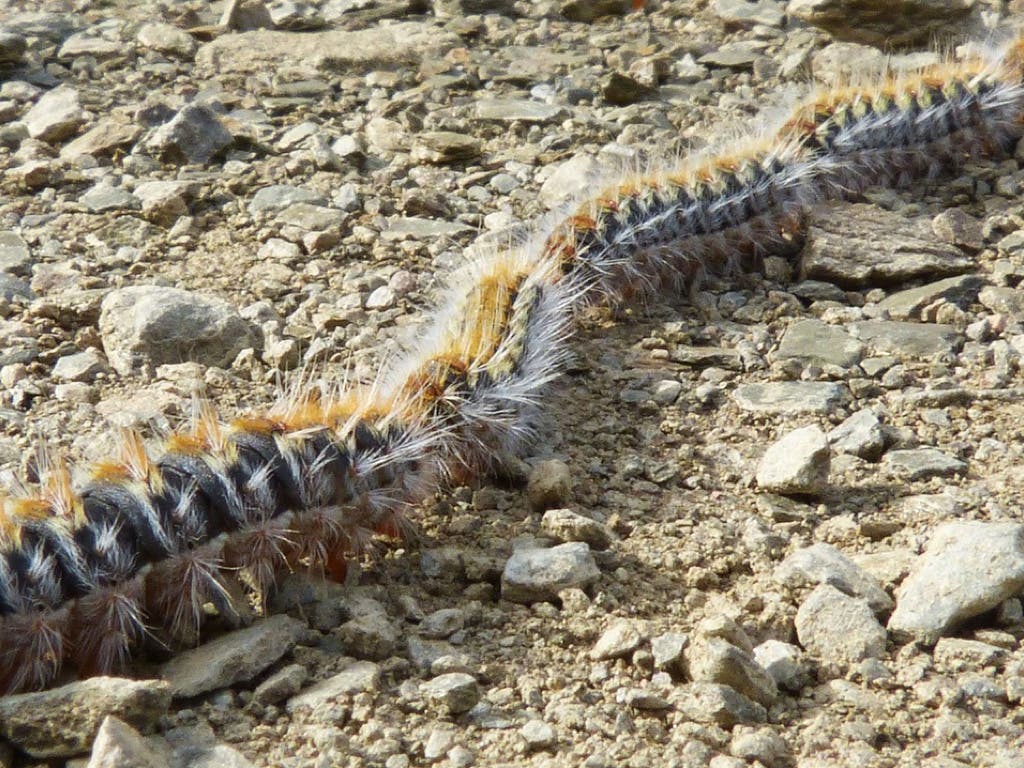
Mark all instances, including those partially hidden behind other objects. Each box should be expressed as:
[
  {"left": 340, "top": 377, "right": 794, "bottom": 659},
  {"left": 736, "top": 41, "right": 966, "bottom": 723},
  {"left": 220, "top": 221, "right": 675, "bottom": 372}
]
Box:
[{"left": 1, "top": 0, "right": 1024, "bottom": 766}]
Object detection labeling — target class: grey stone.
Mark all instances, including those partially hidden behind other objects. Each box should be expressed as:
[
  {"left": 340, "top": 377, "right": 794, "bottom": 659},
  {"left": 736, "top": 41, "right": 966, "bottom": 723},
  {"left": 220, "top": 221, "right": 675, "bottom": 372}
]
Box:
[
  {"left": 411, "top": 131, "right": 481, "bottom": 164},
  {"left": 196, "top": 23, "right": 461, "bottom": 74},
  {"left": 0, "top": 32, "right": 27, "bottom": 64},
  {"left": 752, "top": 640, "right": 808, "bottom": 692},
  {"left": 420, "top": 608, "right": 465, "bottom": 640},
  {"left": 621, "top": 687, "right": 671, "bottom": 710},
  {"left": 61, "top": 120, "right": 143, "bottom": 161},
  {"left": 795, "top": 584, "right": 887, "bottom": 663},
  {"left": 670, "top": 345, "right": 743, "bottom": 369},
  {"left": 337, "top": 595, "right": 399, "bottom": 659},
  {"left": 0, "top": 677, "right": 170, "bottom": 758},
  {"left": 136, "top": 22, "right": 197, "bottom": 58},
  {"left": 652, "top": 379, "right": 682, "bottom": 405},
  {"left": 712, "top": 0, "right": 785, "bottom": 26},
  {"left": 755, "top": 425, "right": 830, "bottom": 495},
  {"left": 527, "top": 459, "right": 572, "bottom": 512},
  {"left": 882, "top": 448, "right": 966, "bottom": 480},
  {"left": 100, "top": 286, "right": 259, "bottom": 374},
  {"left": 364, "top": 285, "right": 395, "bottom": 310},
  {"left": 888, "top": 521, "right": 1024, "bottom": 644},
  {"left": 789, "top": 0, "right": 971, "bottom": 47},
  {"left": 774, "top": 319, "right": 864, "bottom": 368},
  {"left": 253, "top": 664, "right": 307, "bottom": 705},
  {"left": 848, "top": 320, "right": 961, "bottom": 359},
  {"left": 0, "top": 231, "right": 33, "bottom": 275},
  {"left": 674, "top": 682, "right": 766, "bottom": 726},
  {"left": 501, "top": 542, "right": 600, "bottom": 603},
  {"left": 699, "top": 43, "right": 761, "bottom": 69},
  {"left": 287, "top": 661, "right": 382, "bottom": 711},
  {"left": 520, "top": 719, "right": 557, "bottom": 750},
  {"left": 422, "top": 672, "right": 480, "bottom": 715},
  {"left": 23, "top": 87, "right": 85, "bottom": 142},
  {"left": 475, "top": 99, "right": 569, "bottom": 123},
  {"left": 3, "top": 12, "right": 82, "bottom": 42},
  {"left": 163, "top": 724, "right": 254, "bottom": 768},
  {"left": 590, "top": 620, "right": 644, "bottom": 660},
  {"left": 801, "top": 203, "right": 973, "bottom": 288},
  {"left": 732, "top": 381, "right": 849, "bottom": 415},
  {"left": 828, "top": 409, "right": 885, "bottom": 460},
  {"left": 52, "top": 348, "right": 110, "bottom": 382},
  {"left": 133, "top": 181, "right": 192, "bottom": 225},
  {"left": 729, "top": 726, "right": 790, "bottom": 766},
  {"left": 651, "top": 632, "right": 689, "bottom": 675},
  {"left": 58, "top": 33, "right": 122, "bottom": 60},
  {"left": 539, "top": 154, "right": 606, "bottom": 208},
  {"left": 267, "top": 0, "right": 325, "bottom": 30},
  {"left": 144, "top": 104, "right": 232, "bottom": 165},
  {"left": 775, "top": 543, "right": 893, "bottom": 614},
  {"left": 381, "top": 217, "right": 473, "bottom": 241},
  {"left": 687, "top": 637, "right": 778, "bottom": 707},
  {"left": 541, "top": 508, "right": 612, "bottom": 549},
  {"left": 275, "top": 203, "right": 348, "bottom": 232},
  {"left": 250, "top": 185, "right": 326, "bottom": 217},
  {"left": 601, "top": 71, "right": 658, "bottom": 106},
  {"left": 878, "top": 275, "right": 985, "bottom": 321},
  {"left": 82, "top": 184, "right": 141, "bottom": 213},
  {"left": 160, "top": 615, "right": 305, "bottom": 698},
  {"left": 978, "top": 286, "right": 1024, "bottom": 321},
  {"left": 86, "top": 716, "right": 170, "bottom": 768}
]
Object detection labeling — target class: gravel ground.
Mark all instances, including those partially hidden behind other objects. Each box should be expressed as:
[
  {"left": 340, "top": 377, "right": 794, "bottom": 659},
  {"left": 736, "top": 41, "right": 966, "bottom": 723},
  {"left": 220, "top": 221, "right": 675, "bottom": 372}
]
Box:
[{"left": 2, "top": 1, "right": 1024, "bottom": 767}]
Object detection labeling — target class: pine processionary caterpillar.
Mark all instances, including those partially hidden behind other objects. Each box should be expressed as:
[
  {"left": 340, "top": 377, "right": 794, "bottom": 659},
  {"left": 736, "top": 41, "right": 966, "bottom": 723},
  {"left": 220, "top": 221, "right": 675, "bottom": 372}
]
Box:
[{"left": 0, "top": 30, "right": 1022, "bottom": 695}]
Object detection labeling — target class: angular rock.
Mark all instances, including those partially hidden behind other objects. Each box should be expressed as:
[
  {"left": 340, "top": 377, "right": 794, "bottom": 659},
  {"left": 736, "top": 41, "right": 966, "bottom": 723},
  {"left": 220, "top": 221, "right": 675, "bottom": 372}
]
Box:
[
  {"left": 539, "top": 154, "right": 606, "bottom": 208},
  {"left": 0, "top": 677, "right": 170, "bottom": 759},
  {"left": 560, "top": 0, "right": 631, "bottom": 21},
  {"left": 501, "top": 542, "right": 600, "bottom": 603},
  {"left": 100, "top": 286, "right": 259, "bottom": 375},
  {"left": 23, "top": 87, "right": 85, "bottom": 142},
  {"left": 733, "top": 381, "right": 849, "bottom": 415},
  {"left": 253, "top": 664, "right": 307, "bottom": 705},
  {"left": 674, "top": 682, "right": 766, "bottom": 726},
  {"left": 160, "top": 615, "right": 305, "bottom": 698},
  {"left": 0, "top": 32, "right": 27, "bottom": 64},
  {"left": 541, "top": 508, "right": 612, "bottom": 549},
  {"left": 421, "top": 672, "right": 480, "bottom": 715},
  {"left": 420, "top": 608, "right": 465, "bottom": 640},
  {"left": 590, "top": 619, "right": 643, "bottom": 660},
  {"left": 888, "top": 522, "right": 1024, "bottom": 644},
  {"left": 789, "top": 0, "right": 971, "bottom": 47},
  {"left": 774, "top": 319, "right": 864, "bottom": 368},
  {"left": 882, "top": 448, "right": 966, "bottom": 481},
  {"left": 828, "top": 409, "right": 886, "bottom": 460},
  {"left": 801, "top": 203, "right": 973, "bottom": 288},
  {"left": 878, "top": 275, "right": 984, "bottom": 321},
  {"left": 249, "top": 184, "right": 327, "bottom": 217},
  {"left": 686, "top": 637, "right": 778, "bottom": 706},
  {"left": 196, "top": 23, "right": 460, "bottom": 74},
  {"left": 136, "top": 22, "right": 197, "bottom": 58},
  {"left": 795, "top": 584, "right": 887, "bottom": 663},
  {"left": 475, "top": 99, "right": 569, "bottom": 123},
  {"left": 133, "top": 181, "right": 192, "bottom": 225},
  {"left": 755, "top": 425, "right": 830, "bottom": 495},
  {"left": 82, "top": 184, "right": 141, "bottom": 213},
  {"left": 527, "top": 459, "right": 572, "bottom": 512},
  {"left": 753, "top": 640, "right": 808, "bottom": 692},
  {"left": 287, "top": 661, "right": 382, "bottom": 711},
  {"left": 52, "top": 348, "right": 110, "bottom": 382},
  {"left": 520, "top": 719, "right": 557, "bottom": 751},
  {"left": 86, "top": 716, "right": 170, "bottom": 768},
  {"left": 712, "top": 0, "right": 785, "bottom": 27},
  {"left": 848, "top": 320, "right": 961, "bottom": 359},
  {"left": 61, "top": 120, "right": 143, "bottom": 161},
  {"left": 144, "top": 104, "right": 232, "bottom": 165},
  {"left": 652, "top": 632, "right": 690, "bottom": 675},
  {"left": 775, "top": 542, "right": 893, "bottom": 614},
  {"left": 0, "top": 231, "right": 33, "bottom": 275}
]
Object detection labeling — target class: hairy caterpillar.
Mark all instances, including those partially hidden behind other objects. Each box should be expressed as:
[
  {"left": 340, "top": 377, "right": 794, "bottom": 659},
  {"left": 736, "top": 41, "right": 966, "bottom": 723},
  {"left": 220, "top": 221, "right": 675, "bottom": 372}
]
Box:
[{"left": 0, "top": 30, "right": 1022, "bottom": 695}]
